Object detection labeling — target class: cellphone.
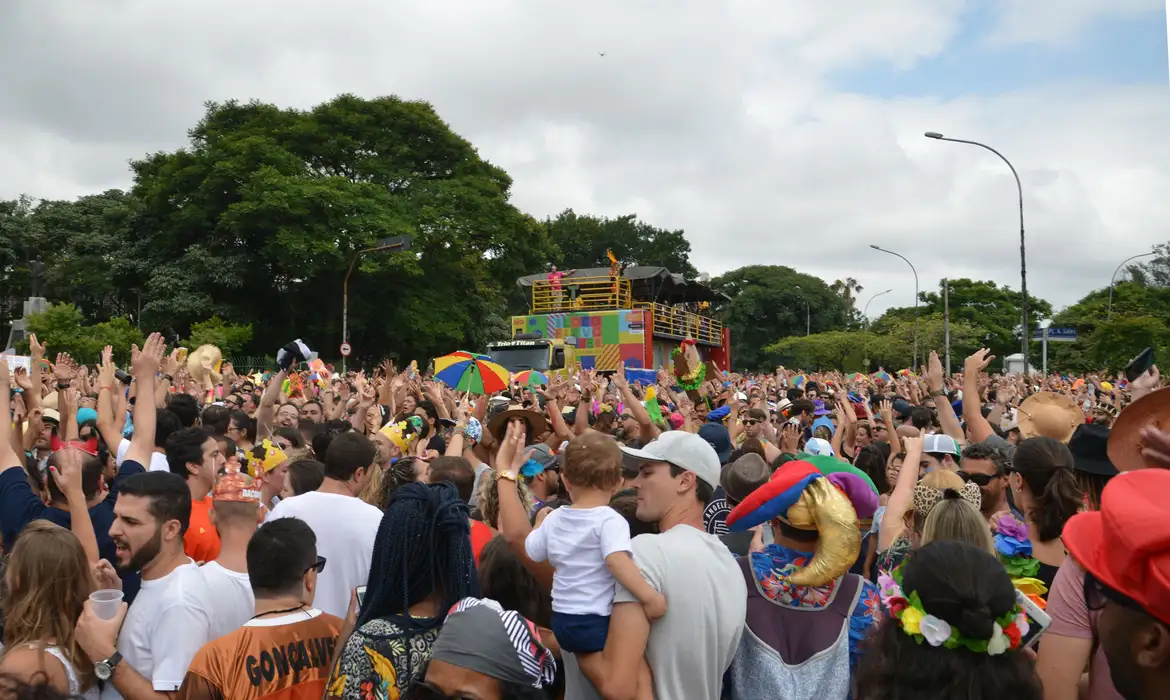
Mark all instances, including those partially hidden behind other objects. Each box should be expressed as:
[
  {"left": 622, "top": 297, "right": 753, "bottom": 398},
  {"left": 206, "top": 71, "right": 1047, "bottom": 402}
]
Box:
[
  {"left": 114, "top": 369, "right": 132, "bottom": 385},
  {"left": 1017, "top": 591, "right": 1051, "bottom": 649},
  {"left": 355, "top": 585, "right": 367, "bottom": 608},
  {"left": 1125, "top": 347, "right": 1155, "bottom": 383}
]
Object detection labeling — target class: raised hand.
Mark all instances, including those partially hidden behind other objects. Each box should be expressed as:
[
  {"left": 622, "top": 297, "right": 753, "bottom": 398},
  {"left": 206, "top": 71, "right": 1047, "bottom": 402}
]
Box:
[
  {"left": 28, "top": 334, "right": 46, "bottom": 361},
  {"left": 54, "top": 353, "right": 78, "bottom": 384},
  {"left": 131, "top": 332, "right": 166, "bottom": 378},
  {"left": 49, "top": 447, "right": 85, "bottom": 500},
  {"left": 964, "top": 348, "right": 995, "bottom": 375}
]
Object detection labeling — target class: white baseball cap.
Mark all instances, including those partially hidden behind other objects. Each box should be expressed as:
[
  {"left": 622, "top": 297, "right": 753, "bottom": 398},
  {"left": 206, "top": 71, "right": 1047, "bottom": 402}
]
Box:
[{"left": 619, "top": 431, "right": 721, "bottom": 489}]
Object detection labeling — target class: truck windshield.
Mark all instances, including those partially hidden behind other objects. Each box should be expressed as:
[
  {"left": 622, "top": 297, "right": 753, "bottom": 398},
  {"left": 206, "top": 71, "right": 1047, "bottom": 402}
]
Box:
[{"left": 487, "top": 347, "right": 549, "bottom": 373}]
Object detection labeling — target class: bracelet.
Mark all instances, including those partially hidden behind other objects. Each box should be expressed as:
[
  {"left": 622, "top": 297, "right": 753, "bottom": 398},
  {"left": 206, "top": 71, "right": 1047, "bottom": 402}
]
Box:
[
  {"left": 98, "top": 386, "right": 113, "bottom": 393},
  {"left": 160, "top": 374, "right": 173, "bottom": 382}
]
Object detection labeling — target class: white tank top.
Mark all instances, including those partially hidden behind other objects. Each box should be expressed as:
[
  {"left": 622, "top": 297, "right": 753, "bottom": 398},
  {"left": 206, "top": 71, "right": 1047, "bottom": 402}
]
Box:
[{"left": 43, "top": 646, "right": 99, "bottom": 700}]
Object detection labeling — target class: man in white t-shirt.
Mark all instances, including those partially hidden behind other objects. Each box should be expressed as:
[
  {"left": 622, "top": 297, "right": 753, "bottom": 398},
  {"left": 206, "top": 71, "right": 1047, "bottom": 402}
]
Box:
[
  {"left": 110, "top": 409, "right": 182, "bottom": 473},
  {"left": 201, "top": 465, "right": 261, "bottom": 639},
  {"left": 76, "top": 471, "right": 216, "bottom": 700},
  {"left": 562, "top": 431, "right": 747, "bottom": 700},
  {"left": 265, "top": 432, "right": 383, "bottom": 618}
]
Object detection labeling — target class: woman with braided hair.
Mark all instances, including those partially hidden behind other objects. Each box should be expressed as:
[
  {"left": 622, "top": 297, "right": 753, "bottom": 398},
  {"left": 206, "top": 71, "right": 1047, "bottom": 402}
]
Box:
[{"left": 326, "top": 481, "right": 480, "bottom": 700}]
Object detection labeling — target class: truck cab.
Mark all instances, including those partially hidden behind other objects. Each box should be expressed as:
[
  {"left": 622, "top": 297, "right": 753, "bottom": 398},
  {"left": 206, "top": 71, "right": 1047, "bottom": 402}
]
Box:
[{"left": 486, "top": 335, "right": 575, "bottom": 376}]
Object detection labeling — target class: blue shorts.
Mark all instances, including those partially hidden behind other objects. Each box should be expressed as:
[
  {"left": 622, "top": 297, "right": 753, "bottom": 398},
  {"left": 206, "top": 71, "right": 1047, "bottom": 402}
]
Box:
[{"left": 551, "top": 611, "right": 610, "bottom": 654}]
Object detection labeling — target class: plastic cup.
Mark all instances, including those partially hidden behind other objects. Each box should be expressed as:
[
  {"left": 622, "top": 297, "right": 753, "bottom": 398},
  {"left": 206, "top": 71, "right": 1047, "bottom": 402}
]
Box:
[{"left": 90, "top": 589, "right": 124, "bottom": 620}]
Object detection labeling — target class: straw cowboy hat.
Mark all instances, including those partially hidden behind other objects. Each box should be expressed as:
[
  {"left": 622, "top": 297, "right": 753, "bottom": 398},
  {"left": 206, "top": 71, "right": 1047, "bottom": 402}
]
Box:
[
  {"left": 1108, "top": 387, "right": 1170, "bottom": 472},
  {"left": 1017, "top": 391, "right": 1084, "bottom": 443},
  {"left": 486, "top": 403, "right": 549, "bottom": 443}
]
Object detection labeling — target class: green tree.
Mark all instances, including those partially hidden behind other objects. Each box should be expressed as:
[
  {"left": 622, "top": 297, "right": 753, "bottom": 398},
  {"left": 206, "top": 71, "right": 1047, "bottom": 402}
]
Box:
[
  {"left": 873, "top": 279, "right": 1052, "bottom": 363},
  {"left": 547, "top": 210, "right": 697, "bottom": 278},
  {"left": 183, "top": 316, "right": 254, "bottom": 355},
  {"left": 17, "top": 303, "right": 143, "bottom": 364},
  {"left": 764, "top": 317, "right": 982, "bottom": 373},
  {"left": 127, "top": 94, "right": 553, "bottom": 363},
  {"left": 712, "top": 266, "right": 848, "bottom": 371},
  {"left": 1044, "top": 281, "right": 1170, "bottom": 373}
]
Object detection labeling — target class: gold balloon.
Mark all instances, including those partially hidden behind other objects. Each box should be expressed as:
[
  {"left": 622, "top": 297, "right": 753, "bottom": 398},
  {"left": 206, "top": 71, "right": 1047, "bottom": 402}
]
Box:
[
  {"left": 783, "top": 477, "right": 861, "bottom": 588},
  {"left": 187, "top": 345, "right": 223, "bottom": 386}
]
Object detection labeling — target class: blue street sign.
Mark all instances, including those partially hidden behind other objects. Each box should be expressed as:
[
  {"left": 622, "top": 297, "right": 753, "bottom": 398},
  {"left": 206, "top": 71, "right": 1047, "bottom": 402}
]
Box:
[{"left": 1032, "top": 327, "right": 1077, "bottom": 342}]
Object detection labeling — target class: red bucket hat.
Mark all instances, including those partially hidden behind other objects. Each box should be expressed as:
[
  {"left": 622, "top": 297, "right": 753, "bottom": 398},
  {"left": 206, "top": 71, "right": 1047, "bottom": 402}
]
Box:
[{"left": 1063, "top": 469, "right": 1170, "bottom": 625}]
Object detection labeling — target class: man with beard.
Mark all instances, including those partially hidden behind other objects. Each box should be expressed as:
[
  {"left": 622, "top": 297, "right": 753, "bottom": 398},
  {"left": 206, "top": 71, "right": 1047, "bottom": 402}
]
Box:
[
  {"left": 74, "top": 332, "right": 215, "bottom": 700},
  {"left": 958, "top": 441, "right": 1012, "bottom": 525},
  {"left": 75, "top": 470, "right": 215, "bottom": 700}
]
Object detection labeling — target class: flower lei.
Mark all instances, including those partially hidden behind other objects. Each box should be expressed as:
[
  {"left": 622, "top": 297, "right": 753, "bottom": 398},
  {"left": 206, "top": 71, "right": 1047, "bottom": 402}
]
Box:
[
  {"left": 877, "top": 564, "right": 1028, "bottom": 655},
  {"left": 670, "top": 347, "right": 707, "bottom": 391},
  {"left": 994, "top": 514, "right": 1041, "bottom": 579}
]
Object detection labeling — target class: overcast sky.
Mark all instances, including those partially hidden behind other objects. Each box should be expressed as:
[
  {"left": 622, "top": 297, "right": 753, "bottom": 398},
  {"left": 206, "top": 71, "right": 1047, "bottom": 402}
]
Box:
[{"left": 2, "top": 0, "right": 1168, "bottom": 319}]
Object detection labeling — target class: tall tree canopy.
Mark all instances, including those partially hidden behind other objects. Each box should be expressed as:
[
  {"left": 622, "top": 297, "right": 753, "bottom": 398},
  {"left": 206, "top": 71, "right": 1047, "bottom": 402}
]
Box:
[
  {"left": 547, "top": 210, "right": 697, "bottom": 278},
  {"left": 872, "top": 278, "right": 1052, "bottom": 364},
  {"left": 712, "top": 265, "right": 848, "bottom": 371}
]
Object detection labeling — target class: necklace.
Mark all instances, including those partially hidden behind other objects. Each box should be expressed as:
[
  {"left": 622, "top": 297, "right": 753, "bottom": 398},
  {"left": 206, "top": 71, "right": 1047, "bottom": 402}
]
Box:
[{"left": 249, "top": 604, "right": 307, "bottom": 621}]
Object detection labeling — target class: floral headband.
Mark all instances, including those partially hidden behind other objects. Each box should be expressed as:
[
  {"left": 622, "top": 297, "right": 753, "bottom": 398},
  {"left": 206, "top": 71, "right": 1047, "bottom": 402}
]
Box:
[
  {"left": 911, "top": 481, "right": 981, "bottom": 516},
  {"left": 877, "top": 563, "right": 1027, "bottom": 655}
]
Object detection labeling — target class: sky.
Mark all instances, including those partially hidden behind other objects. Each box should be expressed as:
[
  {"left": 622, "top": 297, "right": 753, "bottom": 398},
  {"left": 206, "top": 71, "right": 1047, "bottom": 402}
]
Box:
[{"left": 1, "top": 0, "right": 1167, "bottom": 321}]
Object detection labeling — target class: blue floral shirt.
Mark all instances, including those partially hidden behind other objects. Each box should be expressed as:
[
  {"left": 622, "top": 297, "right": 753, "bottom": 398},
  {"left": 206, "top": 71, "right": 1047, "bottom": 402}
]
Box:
[{"left": 750, "top": 544, "right": 881, "bottom": 671}]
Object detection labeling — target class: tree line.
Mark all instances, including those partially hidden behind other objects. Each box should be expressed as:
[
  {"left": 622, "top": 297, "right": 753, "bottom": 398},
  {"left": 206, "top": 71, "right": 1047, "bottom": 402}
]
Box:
[{"left": 1, "top": 94, "right": 1166, "bottom": 372}]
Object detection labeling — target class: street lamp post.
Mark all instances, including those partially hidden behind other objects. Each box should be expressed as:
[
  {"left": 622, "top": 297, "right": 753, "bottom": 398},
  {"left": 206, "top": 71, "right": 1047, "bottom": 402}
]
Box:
[
  {"left": 793, "top": 285, "right": 811, "bottom": 336},
  {"left": 869, "top": 245, "right": 919, "bottom": 369},
  {"left": 342, "top": 235, "right": 413, "bottom": 373},
  {"left": 862, "top": 289, "right": 892, "bottom": 326},
  {"left": 925, "top": 131, "right": 1029, "bottom": 375},
  {"left": 1107, "top": 252, "right": 1156, "bottom": 320}
]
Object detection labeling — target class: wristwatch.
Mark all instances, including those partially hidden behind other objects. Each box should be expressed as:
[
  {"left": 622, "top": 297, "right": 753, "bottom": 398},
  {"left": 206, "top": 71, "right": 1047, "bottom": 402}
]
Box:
[
  {"left": 95, "top": 651, "right": 122, "bottom": 681},
  {"left": 930, "top": 389, "right": 947, "bottom": 398},
  {"left": 497, "top": 469, "right": 519, "bottom": 483}
]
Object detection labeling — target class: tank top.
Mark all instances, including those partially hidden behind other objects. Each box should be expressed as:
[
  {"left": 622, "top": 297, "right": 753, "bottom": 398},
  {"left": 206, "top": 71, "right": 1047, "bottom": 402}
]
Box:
[
  {"left": 44, "top": 646, "right": 99, "bottom": 700},
  {"left": 728, "top": 557, "right": 861, "bottom": 700}
]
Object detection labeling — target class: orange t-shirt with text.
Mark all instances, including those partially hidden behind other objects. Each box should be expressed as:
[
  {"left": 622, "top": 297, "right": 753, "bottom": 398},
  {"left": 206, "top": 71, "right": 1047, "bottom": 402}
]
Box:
[{"left": 184, "top": 497, "right": 221, "bottom": 564}]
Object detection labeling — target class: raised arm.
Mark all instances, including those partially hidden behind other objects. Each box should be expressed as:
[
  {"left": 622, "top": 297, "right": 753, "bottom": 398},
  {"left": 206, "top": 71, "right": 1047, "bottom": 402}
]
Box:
[{"left": 123, "top": 333, "right": 165, "bottom": 468}]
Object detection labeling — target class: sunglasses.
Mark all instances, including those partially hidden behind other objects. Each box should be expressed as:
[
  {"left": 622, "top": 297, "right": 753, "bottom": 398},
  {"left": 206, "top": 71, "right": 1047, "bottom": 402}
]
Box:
[
  {"left": 957, "top": 471, "right": 1000, "bottom": 487},
  {"left": 305, "top": 556, "right": 327, "bottom": 575},
  {"left": 744, "top": 419, "right": 760, "bottom": 426},
  {"left": 409, "top": 680, "right": 478, "bottom": 700}
]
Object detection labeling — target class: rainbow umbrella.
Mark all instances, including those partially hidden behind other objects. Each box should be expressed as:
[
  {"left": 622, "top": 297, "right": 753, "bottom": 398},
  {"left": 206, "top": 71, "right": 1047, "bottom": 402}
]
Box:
[
  {"left": 433, "top": 351, "right": 510, "bottom": 394},
  {"left": 871, "top": 370, "right": 892, "bottom": 382},
  {"left": 513, "top": 370, "right": 548, "bottom": 389},
  {"left": 897, "top": 368, "right": 916, "bottom": 378},
  {"left": 846, "top": 372, "right": 865, "bottom": 382},
  {"left": 792, "top": 374, "right": 807, "bottom": 388}
]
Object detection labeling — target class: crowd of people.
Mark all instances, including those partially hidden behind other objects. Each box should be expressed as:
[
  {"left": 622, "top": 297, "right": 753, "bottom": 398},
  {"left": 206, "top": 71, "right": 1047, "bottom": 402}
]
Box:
[{"left": 0, "top": 330, "right": 1168, "bottom": 700}]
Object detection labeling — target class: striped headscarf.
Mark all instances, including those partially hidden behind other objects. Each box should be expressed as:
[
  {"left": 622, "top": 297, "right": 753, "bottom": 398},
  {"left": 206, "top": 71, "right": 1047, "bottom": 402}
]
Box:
[{"left": 430, "top": 597, "right": 557, "bottom": 689}]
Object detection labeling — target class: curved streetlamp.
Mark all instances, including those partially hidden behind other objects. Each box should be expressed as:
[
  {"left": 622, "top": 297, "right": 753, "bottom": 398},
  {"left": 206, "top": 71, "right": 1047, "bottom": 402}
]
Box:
[
  {"left": 925, "top": 131, "right": 1029, "bottom": 374},
  {"left": 870, "top": 245, "right": 919, "bottom": 369},
  {"left": 862, "top": 289, "right": 893, "bottom": 325},
  {"left": 1107, "top": 252, "right": 1156, "bottom": 320}
]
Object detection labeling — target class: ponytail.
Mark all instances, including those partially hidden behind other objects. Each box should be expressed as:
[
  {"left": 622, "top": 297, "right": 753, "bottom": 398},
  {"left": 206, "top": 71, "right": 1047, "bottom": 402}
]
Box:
[
  {"left": 1033, "top": 466, "right": 1082, "bottom": 542},
  {"left": 1013, "top": 437, "right": 1084, "bottom": 542}
]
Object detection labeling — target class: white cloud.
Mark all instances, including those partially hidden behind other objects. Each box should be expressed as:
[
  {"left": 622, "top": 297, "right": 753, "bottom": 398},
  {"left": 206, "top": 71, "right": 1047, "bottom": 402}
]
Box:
[
  {"left": 986, "top": 0, "right": 1162, "bottom": 47},
  {"left": 1, "top": 0, "right": 1167, "bottom": 323}
]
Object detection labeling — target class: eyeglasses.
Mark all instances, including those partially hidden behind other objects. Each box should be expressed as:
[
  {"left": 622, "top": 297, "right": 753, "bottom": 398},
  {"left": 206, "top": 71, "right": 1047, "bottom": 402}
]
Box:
[
  {"left": 744, "top": 419, "right": 760, "bottom": 426},
  {"left": 409, "top": 680, "right": 478, "bottom": 700},
  {"left": 956, "top": 471, "right": 1000, "bottom": 487},
  {"left": 305, "top": 556, "right": 326, "bottom": 574}
]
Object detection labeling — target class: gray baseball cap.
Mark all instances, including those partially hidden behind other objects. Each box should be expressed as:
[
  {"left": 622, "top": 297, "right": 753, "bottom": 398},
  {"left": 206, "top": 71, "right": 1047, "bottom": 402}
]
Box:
[{"left": 619, "top": 431, "right": 721, "bottom": 489}]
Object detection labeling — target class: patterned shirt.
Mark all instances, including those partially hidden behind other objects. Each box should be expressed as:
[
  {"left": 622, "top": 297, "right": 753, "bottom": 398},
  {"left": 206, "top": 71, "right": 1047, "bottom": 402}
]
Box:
[
  {"left": 326, "top": 617, "right": 440, "bottom": 700},
  {"left": 750, "top": 544, "right": 880, "bottom": 671}
]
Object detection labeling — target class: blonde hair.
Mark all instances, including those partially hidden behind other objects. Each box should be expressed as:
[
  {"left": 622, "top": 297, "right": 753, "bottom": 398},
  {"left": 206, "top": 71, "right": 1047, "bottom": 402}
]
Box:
[
  {"left": 475, "top": 471, "right": 534, "bottom": 529},
  {"left": 0, "top": 521, "right": 94, "bottom": 690},
  {"left": 921, "top": 498, "right": 995, "bottom": 554},
  {"left": 357, "top": 461, "right": 385, "bottom": 510},
  {"left": 910, "top": 470, "right": 966, "bottom": 535}
]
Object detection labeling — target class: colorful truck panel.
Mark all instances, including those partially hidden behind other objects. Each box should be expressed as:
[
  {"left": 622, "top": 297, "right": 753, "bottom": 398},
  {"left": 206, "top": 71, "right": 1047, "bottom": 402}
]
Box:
[{"left": 511, "top": 309, "right": 654, "bottom": 371}]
